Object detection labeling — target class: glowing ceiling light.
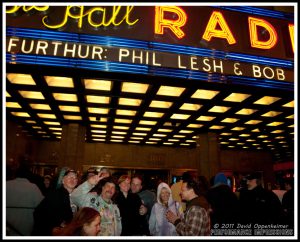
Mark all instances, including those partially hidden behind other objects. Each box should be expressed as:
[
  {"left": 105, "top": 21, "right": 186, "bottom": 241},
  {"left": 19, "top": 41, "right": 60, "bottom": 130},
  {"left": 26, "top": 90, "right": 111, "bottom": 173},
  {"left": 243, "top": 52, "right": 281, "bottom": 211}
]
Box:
[
  {"left": 7, "top": 73, "right": 35, "bottom": 85},
  {"left": 191, "top": 89, "right": 219, "bottom": 99},
  {"left": 53, "top": 93, "right": 77, "bottom": 101},
  {"left": 45, "top": 76, "right": 74, "bottom": 87},
  {"left": 209, "top": 125, "right": 225, "bottom": 129},
  {"left": 116, "top": 110, "right": 137, "bottom": 116},
  {"left": 158, "top": 128, "right": 173, "bottom": 132},
  {"left": 6, "top": 102, "right": 21, "bottom": 108},
  {"left": 132, "top": 132, "right": 147, "bottom": 136},
  {"left": 179, "top": 130, "right": 193, "bottom": 133},
  {"left": 122, "top": 82, "right": 149, "bottom": 93},
  {"left": 112, "top": 131, "right": 127, "bottom": 135},
  {"left": 224, "top": 93, "right": 251, "bottom": 102},
  {"left": 209, "top": 106, "right": 231, "bottom": 113},
  {"left": 254, "top": 96, "right": 281, "bottom": 105},
  {"left": 221, "top": 118, "right": 239, "bottom": 123},
  {"left": 150, "top": 100, "right": 173, "bottom": 108},
  {"left": 63, "top": 115, "right": 82, "bottom": 120},
  {"left": 220, "top": 133, "right": 232, "bottom": 136},
  {"left": 282, "top": 101, "right": 294, "bottom": 108},
  {"left": 91, "top": 124, "right": 107, "bottom": 128},
  {"left": 113, "top": 126, "right": 129, "bottom": 130},
  {"left": 135, "top": 127, "right": 151, "bottom": 131},
  {"left": 119, "top": 98, "right": 142, "bottom": 106},
  {"left": 231, "top": 127, "right": 245, "bottom": 131},
  {"left": 180, "top": 103, "right": 202, "bottom": 111},
  {"left": 170, "top": 114, "right": 191, "bottom": 120},
  {"left": 261, "top": 111, "right": 282, "bottom": 117},
  {"left": 144, "top": 112, "right": 164, "bottom": 118},
  {"left": 139, "top": 120, "right": 157, "bottom": 125},
  {"left": 58, "top": 105, "right": 80, "bottom": 112},
  {"left": 245, "top": 120, "right": 262, "bottom": 125},
  {"left": 197, "top": 116, "right": 215, "bottom": 121},
  {"left": 30, "top": 104, "right": 51, "bottom": 110},
  {"left": 236, "top": 108, "right": 257, "bottom": 115},
  {"left": 87, "top": 107, "right": 109, "bottom": 114},
  {"left": 115, "top": 119, "right": 132, "bottom": 124},
  {"left": 187, "top": 124, "right": 203, "bottom": 128},
  {"left": 19, "top": 91, "right": 45, "bottom": 100},
  {"left": 44, "top": 121, "right": 60, "bottom": 125},
  {"left": 11, "top": 112, "right": 30, "bottom": 117},
  {"left": 286, "top": 115, "right": 294, "bottom": 119},
  {"left": 37, "top": 113, "right": 56, "bottom": 119},
  {"left": 86, "top": 95, "right": 110, "bottom": 104},
  {"left": 157, "top": 86, "right": 185, "bottom": 97},
  {"left": 267, "top": 122, "right": 284, "bottom": 126},
  {"left": 84, "top": 79, "right": 111, "bottom": 91}
]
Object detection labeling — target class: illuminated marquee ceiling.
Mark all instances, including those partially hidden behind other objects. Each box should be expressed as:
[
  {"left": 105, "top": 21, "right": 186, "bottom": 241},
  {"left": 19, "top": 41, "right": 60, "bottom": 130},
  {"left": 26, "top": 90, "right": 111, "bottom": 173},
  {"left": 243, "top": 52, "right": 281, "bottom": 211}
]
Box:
[{"left": 6, "top": 64, "right": 294, "bottom": 162}]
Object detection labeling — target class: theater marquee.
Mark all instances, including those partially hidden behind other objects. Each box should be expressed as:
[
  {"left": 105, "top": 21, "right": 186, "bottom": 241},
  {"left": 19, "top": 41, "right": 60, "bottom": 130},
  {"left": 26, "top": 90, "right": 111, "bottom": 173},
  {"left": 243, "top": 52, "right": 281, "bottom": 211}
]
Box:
[
  {"left": 6, "top": 5, "right": 294, "bottom": 84},
  {"left": 7, "top": 36, "right": 293, "bottom": 82}
]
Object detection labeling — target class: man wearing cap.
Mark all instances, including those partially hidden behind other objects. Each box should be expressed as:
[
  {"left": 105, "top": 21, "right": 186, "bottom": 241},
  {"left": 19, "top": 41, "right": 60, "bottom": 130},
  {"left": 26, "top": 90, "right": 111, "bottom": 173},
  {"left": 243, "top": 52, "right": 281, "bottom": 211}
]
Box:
[
  {"left": 32, "top": 168, "right": 79, "bottom": 235},
  {"left": 239, "top": 171, "right": 284, "bottom": 227}
]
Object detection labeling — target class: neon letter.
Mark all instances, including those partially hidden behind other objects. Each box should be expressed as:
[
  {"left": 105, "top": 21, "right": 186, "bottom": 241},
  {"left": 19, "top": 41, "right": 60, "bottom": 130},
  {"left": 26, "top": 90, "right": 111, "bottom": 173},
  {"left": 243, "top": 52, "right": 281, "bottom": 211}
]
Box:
[
  {"left": 288, "top": 24, "right": 294, "bottom": 53},
  {"left": 202, "top": 11, "right": 236, "bottom": 45},
  {"left": 155, "top": 6, "right": 187, "bottom": 39},
  {"left": 248, "top": 17, "right": 278, "bottom": 49}
]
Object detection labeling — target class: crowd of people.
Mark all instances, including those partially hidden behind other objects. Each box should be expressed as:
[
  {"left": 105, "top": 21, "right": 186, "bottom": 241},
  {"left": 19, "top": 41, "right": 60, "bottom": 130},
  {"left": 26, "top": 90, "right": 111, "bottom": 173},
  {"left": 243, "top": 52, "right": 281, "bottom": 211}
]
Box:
[{"left": 6, "top": 156, "right": 294, "bottom": 236}]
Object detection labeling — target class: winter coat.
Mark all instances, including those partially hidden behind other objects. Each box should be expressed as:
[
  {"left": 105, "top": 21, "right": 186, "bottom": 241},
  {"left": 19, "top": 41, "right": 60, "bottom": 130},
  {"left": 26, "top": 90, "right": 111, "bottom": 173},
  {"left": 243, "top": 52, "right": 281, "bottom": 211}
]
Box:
[
  {"left": 207, "top": 183, "right": 240, "bottom": 227},
  {"left": 70, "top": 181, "right": 122, "bottom": 236},
  {"left": 239, "top": 185, "right": 284, "bottom": 225},
  {"left": 114, "top": 191, "right": 148, "bottom": 235},
  {"left": 32, "top": 186, "right": 73, "bottom": 235},
  {"left": 149, "top": 182, "right": 184, "bottom": 236},
  {"left": 6, "top": 178, "right": 44, "bottom": 235}
]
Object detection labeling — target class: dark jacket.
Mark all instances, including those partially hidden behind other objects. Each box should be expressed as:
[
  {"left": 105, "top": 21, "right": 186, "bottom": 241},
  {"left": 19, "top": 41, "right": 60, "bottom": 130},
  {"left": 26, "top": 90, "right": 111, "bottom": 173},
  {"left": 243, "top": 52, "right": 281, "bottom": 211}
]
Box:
[
  {"left": 282, "top": 189, "right": 294, "bottom": 228},
  {"left": 239, "top": 185, "right": 284, "bottom": 225},
  {"left": 32, "top": 186, "right": 73, "bottom": 235},
  {"left": 207, "top": 184, "right": 240, "bottom": 227},
  {"left": 114, "top": 191, "right": 149, "bottom": 235}
]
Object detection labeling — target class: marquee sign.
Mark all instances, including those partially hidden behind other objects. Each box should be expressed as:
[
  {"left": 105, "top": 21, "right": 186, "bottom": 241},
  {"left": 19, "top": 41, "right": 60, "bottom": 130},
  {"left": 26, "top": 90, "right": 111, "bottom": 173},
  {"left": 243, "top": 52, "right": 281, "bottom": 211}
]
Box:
[
  {"left": 5, "top": 5, "right": 294, "bottom": 86},
  {"left": 6, "top": 6, "right": 294, "bottom": 60},
  {"left": 6, "top": 36, "right": 293, "bottom": 82}
]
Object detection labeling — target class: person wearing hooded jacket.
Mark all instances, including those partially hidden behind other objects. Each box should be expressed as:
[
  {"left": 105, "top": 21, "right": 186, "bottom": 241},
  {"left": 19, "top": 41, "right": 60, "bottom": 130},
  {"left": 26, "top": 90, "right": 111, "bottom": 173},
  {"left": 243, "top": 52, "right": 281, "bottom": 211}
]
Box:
[
  {"left": 206, "top": 172, "right": 240, "bottom": 229},
  {"left": 149, "top": 182, "right": 184, "bottom": 236}
]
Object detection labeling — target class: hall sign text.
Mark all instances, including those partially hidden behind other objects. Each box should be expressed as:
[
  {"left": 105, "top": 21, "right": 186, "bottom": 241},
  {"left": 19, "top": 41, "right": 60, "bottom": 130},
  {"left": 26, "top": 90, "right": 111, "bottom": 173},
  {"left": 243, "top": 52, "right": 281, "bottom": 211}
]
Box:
[
  {"left": 7, "top": 36, "right": 293, "bottom": 82},
  {"left": 6, "top": 6, "right": 294, "bottom": 60}
]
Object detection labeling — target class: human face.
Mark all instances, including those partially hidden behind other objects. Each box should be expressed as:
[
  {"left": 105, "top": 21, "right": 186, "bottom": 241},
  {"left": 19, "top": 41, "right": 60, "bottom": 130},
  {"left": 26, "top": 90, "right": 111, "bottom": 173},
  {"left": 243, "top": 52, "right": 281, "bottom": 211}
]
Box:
[
  {"left": 63, "top": 172, "right": 78, "bottom": 192},
  {"left": 246, "top": 179, "right": 257, "bottom": 190},
  {"left": 180, "top": 182, "right": 191, "bottom": 202},
  {"left": 284, "top": 183, "right": 291, "bottom": 191},
  {"left": 44, "top": 178, "right": 51, "bottom": 188},
  {"left": 119, "top": 178, "right": 131, "bottom": 193},
  {"left": 131, "top": 177, "right": 142, "bottom": 193},
  {"left": 83, "top": 215, "right": 101, "bottom": 236},
  {"left": 160, "top": 188, "right": 170, "bottom": 205},
  {"left": 101, "top": 182, "right": 116, "bottom": 201}
]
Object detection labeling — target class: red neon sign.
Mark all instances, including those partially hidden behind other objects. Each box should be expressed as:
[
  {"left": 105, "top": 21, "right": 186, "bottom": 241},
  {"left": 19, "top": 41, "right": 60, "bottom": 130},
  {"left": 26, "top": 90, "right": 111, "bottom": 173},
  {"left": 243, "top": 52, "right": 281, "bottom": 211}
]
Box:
[{"left": 154, "top": 7, "right": 293, "bottom": 52}]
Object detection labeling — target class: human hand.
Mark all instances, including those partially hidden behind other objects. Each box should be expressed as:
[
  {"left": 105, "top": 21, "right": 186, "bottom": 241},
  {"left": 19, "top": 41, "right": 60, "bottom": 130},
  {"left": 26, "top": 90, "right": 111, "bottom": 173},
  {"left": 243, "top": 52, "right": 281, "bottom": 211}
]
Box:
[
  {"left": 88, "top": 172, "right": 106, "bottom": 185},
  {"left": 98, "top": 171, "right": 109, "bottom": 179},
  {"left": 166, "top": 210, "right": 179, "bottom": 224}
]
